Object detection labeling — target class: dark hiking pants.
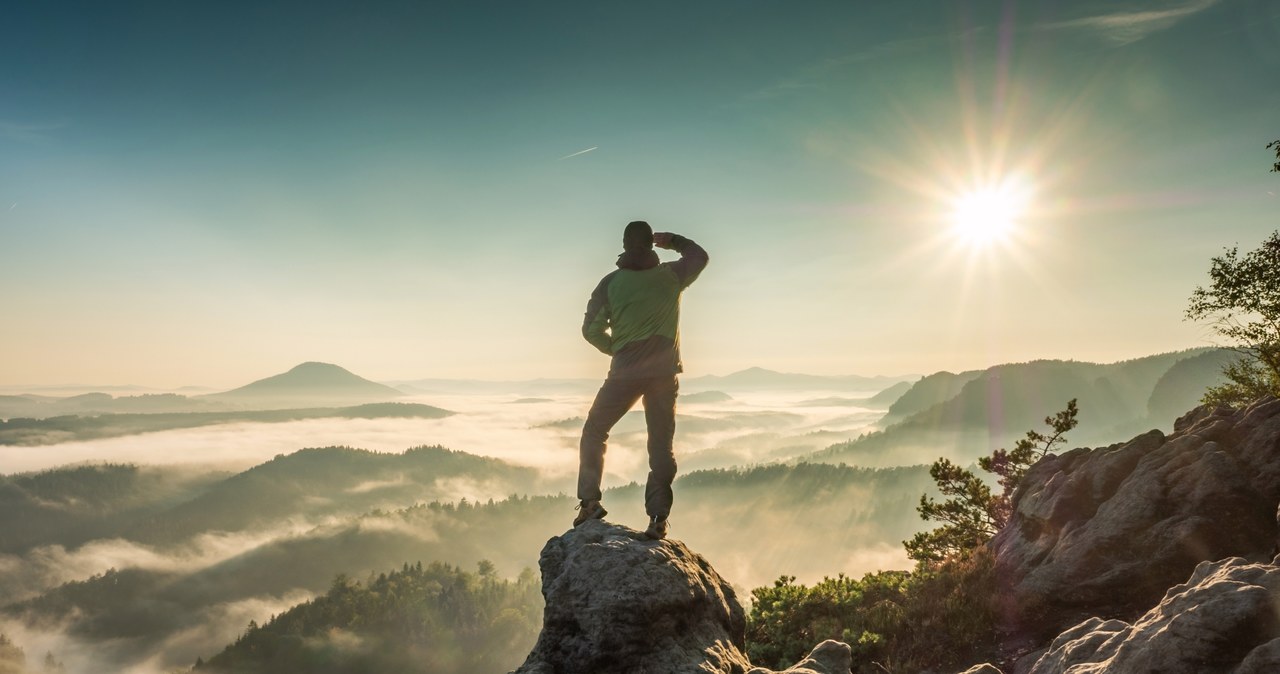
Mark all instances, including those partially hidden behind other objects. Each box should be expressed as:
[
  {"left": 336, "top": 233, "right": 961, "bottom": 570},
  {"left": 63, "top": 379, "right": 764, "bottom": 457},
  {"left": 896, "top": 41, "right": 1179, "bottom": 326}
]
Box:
[{"left": 577, "top": 375, "right": 679, "bottom": 519}]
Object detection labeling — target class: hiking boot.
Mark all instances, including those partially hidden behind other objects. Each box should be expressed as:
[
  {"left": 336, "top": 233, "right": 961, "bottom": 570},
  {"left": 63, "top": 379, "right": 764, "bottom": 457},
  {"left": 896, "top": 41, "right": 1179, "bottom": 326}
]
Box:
[
  {"left": 573, "top": 500, "right": 607, "bottom": 527},
  {"left": 644, "top": 516, "right": 669, "bottom": 540}
]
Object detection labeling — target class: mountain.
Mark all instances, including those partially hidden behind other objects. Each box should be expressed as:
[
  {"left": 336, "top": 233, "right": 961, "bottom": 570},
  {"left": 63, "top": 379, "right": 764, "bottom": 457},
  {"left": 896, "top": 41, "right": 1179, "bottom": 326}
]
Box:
[
  {"left": 0, "top": 372, "right": 411, "bottom": 420},
  {"left": 205, "top": 362, "right": 405, "bottom": 408},
  {"left": 684, "top": 367, "right": 916, "bottom": 393},
  {"left": 811, "top": 349, "right": 1229, "bottom": 467},
  {"left": 881, "top": 369, "right": 986, "bottom": 423},
  {"left": 1144, "top": 348, "right": 1237, "bottom": 421},
  {"left": 864, "top": 380, "right": 914, "bottom": 408}
]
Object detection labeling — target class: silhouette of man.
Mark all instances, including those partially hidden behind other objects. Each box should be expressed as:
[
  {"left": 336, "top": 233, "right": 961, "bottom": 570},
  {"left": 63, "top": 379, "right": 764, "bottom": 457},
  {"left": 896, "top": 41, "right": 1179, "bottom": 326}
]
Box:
[{"left": 574, "top": 221, "right": 709, "bottom": 539}]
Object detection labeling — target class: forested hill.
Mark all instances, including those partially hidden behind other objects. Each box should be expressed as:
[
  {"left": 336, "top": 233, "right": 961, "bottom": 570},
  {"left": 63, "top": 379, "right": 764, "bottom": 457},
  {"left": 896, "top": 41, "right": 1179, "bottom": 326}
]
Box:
[
  {"left": 0, "top": 463, "right": 227, "bottom": 554},
  {"left": 811, "top": 348, "right": 1234, "bottom": 467},
  {"left": 0, "top": 402, "right": 452, "bottom": 446},
  {"left": 126, "top": 444, "right": 537, "bottom": 545},
  {"left": 0, "top": 445, "right": 534, "bottom": 556},
  {"left": 193, "top": 561, "right": 542, "bottom": 674}
]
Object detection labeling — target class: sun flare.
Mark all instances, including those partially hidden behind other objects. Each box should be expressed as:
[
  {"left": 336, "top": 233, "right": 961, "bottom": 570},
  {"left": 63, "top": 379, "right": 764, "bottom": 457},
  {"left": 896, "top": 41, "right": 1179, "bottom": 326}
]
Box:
[{"left": 950, "top": 180, "right": 1030, "bottom": 247}]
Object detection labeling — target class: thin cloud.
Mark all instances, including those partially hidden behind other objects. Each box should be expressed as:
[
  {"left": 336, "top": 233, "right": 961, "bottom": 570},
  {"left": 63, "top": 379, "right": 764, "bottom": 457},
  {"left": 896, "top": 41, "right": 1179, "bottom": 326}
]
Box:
[
  {"left": 0, "top": 118, "right": 67, "bottom": 142},
  {"left": 559, "top": 146, "right": 598, "bottom": 160},
  {"left": 739, "top": 28, "right": 983, "bottom": 105},
  {"left": 1046, "top": 0, "right": 1221, "bottom": 45}
]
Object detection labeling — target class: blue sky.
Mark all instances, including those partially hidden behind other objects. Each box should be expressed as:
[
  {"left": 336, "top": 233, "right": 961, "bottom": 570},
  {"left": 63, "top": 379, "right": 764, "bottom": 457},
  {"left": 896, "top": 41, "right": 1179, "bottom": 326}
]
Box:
[{"left": 2, "top": 0, "right": 1278, "bottom": 387}]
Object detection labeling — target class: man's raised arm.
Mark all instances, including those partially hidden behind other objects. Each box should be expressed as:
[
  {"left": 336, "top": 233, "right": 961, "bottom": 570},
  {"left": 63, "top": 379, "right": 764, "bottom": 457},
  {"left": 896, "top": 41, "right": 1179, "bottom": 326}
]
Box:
[{"left": 654, "top": 232, "right": 709, "bottom": 288}]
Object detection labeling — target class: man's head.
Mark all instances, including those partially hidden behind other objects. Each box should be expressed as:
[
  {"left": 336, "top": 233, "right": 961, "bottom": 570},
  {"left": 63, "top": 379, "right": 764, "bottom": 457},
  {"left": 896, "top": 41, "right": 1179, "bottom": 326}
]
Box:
[{"left": 623, "top": 220, "right": 653, "bottom": 251}]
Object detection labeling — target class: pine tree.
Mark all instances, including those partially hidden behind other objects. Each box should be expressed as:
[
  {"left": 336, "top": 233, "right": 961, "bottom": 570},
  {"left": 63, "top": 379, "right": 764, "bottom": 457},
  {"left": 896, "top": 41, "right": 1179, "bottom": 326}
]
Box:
[{"left": 905, "top": 400, "right": 1078, "bottom": 564}]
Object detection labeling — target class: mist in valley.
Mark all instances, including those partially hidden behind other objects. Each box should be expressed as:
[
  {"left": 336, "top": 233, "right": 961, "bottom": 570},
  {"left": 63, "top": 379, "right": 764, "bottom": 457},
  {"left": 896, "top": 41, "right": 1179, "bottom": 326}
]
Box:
[
  {"left": 0, "top": 384, "right": 908, "bottom": 674},
  {"left": 0, "top": 348, "right": 1236, "bottom": 673}
]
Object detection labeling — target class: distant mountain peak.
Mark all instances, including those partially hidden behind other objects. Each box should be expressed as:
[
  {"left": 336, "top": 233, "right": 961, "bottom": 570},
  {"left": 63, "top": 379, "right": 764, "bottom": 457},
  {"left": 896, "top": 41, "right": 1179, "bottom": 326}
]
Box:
[
  {"left": 207, "top": 362, "right": 404, "bottom": 404},
  {"left": 288, "top": 361, "right": 346, "bottom": 373}
]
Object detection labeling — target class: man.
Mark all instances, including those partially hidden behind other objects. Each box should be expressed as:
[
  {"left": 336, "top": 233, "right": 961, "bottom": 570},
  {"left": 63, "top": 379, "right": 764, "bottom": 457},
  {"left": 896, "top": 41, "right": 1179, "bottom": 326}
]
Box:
[{"left": 574, "top": 220, "right": 709, "bottom": 540}]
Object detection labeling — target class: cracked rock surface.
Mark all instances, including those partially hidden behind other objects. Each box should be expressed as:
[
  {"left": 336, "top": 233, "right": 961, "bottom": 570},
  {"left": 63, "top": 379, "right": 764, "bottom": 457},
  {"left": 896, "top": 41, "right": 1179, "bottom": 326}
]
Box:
[
  {"left": 513, "top": 520, "right": 850, "bottom": 674},
  {"left": 1027, "top": 556, "right": 1280, "bottom": 674},
  {"left": 993, "top": 398, "right": 1280, "bottom": 648}
]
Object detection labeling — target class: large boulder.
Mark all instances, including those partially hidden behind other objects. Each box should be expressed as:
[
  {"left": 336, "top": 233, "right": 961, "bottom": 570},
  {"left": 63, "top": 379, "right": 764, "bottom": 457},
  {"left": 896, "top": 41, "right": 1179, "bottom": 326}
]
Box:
[
  {"left": 1027, "top": 556, "right": 1280, "bottom": 673},
  {"left": 749, "top": 641, "right": 852, "bottom": 674},
  {"left": 992, "top": 398, "right": 1280, "bottom": 653},
  {"left": 514, "top": 520, "right": 851, "bottom": 674}
]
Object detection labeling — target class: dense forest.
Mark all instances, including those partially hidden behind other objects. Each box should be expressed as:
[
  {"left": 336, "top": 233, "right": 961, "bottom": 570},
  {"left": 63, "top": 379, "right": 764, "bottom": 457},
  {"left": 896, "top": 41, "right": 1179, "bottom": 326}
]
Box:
[{"left": 193, "top": 561, "right": 541, "bottom": 674}]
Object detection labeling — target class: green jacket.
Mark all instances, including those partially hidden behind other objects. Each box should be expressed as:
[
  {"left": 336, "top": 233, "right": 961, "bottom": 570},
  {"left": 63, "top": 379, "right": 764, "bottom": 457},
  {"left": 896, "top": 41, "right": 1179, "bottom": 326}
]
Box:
[{"left": 582, "top": 235, "right": 709, "bottom": 378}]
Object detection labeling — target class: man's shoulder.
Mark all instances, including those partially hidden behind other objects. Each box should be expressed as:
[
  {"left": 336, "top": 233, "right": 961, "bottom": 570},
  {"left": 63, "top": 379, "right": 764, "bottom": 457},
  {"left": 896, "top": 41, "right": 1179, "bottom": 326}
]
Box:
[{"left": 592, "top": 269, "right": 620, "bottom": 292}]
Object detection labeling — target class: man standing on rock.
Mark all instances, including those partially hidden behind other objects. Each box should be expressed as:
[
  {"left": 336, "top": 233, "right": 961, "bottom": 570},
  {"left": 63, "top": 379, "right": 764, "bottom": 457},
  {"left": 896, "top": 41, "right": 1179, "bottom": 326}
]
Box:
[{"left": 574, "top": 220, "right": 709, "bottom": 540}]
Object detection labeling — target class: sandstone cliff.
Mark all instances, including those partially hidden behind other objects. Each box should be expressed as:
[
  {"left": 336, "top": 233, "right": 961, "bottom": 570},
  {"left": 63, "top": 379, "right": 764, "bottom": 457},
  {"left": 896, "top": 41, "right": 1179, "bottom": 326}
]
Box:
[
  {"left": 989, "top": 398, "right": 1280, "bottom": 671},
  {"left": 1027, "top": 555, "right": 1280, "bottom": 673}
]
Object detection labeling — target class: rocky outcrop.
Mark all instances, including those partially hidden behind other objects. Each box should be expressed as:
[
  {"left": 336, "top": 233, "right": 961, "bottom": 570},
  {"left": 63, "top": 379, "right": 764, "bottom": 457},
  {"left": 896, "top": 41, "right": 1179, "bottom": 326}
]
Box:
[
  {"left": 992, "top": 398, "right": 1280, "bottom": 659},
  {"left": 1027, "top": 556, "right": 1280, "bottom": 673},
  {"left": 514, "top": 520, "right": 850, "bottom": 674},
  {"left": 750, "top": 641, "right": 852, "bottom": 674}
]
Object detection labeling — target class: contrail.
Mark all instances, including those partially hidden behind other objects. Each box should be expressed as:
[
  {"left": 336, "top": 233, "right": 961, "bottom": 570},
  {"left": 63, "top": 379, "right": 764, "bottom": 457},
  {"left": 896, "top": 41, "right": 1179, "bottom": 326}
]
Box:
[{"left": 559, "top": 146, "right": 598, "bottom": 160}]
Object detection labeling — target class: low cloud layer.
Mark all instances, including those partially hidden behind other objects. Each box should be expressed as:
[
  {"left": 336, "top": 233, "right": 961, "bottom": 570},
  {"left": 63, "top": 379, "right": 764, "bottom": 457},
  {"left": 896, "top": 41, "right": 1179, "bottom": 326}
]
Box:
[
  {"left": 0, "top": 386, "right": 897, "bottom": 674},
  {"left": 1, "top": 390, "right": 884, "bottom": 481},
  {"left": 0, "top": 524, "right": 320, "bottom": 603}
]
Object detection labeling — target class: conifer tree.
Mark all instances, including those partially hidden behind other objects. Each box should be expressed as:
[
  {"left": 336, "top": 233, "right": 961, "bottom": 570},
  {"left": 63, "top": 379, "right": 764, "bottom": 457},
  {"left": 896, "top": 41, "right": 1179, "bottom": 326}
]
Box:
[{"left": 905, "top": 400, "right": 1078, "bottom": 564}]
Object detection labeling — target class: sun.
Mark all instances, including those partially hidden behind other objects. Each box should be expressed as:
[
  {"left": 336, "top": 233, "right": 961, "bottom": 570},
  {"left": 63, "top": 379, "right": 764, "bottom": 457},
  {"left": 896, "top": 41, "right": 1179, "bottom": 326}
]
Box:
[{"left": 950, "top": 180, "right": 1030, "bottom": 247}]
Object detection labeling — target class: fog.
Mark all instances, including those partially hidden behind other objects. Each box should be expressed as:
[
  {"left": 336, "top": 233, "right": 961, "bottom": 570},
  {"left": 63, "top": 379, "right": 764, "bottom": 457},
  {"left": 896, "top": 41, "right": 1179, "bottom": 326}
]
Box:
[
  {"left": 0, "top": 590, "right": 313, "bottom": 674},
  {"left": 0, "top": 389, "right": 885, "bottom": 481},
  {"left": 0, "top": 386, "right": 903, "bottom": 674},
  {"left": 0, "top": 524, "right": 327, "bottom": 603}
]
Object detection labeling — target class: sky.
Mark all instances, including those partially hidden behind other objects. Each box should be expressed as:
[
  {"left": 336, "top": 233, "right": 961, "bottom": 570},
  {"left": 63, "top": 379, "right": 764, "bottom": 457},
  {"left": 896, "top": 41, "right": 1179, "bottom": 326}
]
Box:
[{"left": 2, "top": 0, "right": 1279, "bottom": 389}]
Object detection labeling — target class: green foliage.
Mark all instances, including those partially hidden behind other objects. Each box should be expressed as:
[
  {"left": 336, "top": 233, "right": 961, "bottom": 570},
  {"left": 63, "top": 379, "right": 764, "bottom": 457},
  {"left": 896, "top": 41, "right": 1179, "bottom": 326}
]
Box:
[
  {"left": 1186, "top": 230, "right": 1280, "bottom": 407},
  {"left": 905, "top": 400, "right": 1078, "bottom": 564},
  {"left": 902, "top": 460, "right": 998, "bottom": 565},
  {"left": 747, "top": 570, "right": 910, "bottom": 669},
  {"left": 195, "top": 561, "right": 541, "bottom": 674},
  {"left": 745, "top": 548, "right": 999, "bottom": 673},
  {"left": 1269, "top": 139, "right": 1279, "bottom": 173},
  {"left": 892, "top": 548, "right": 1000, "bottom": 670},
  {"left": 978, "top": 399, "right": 1078, "bottom": 527}
]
